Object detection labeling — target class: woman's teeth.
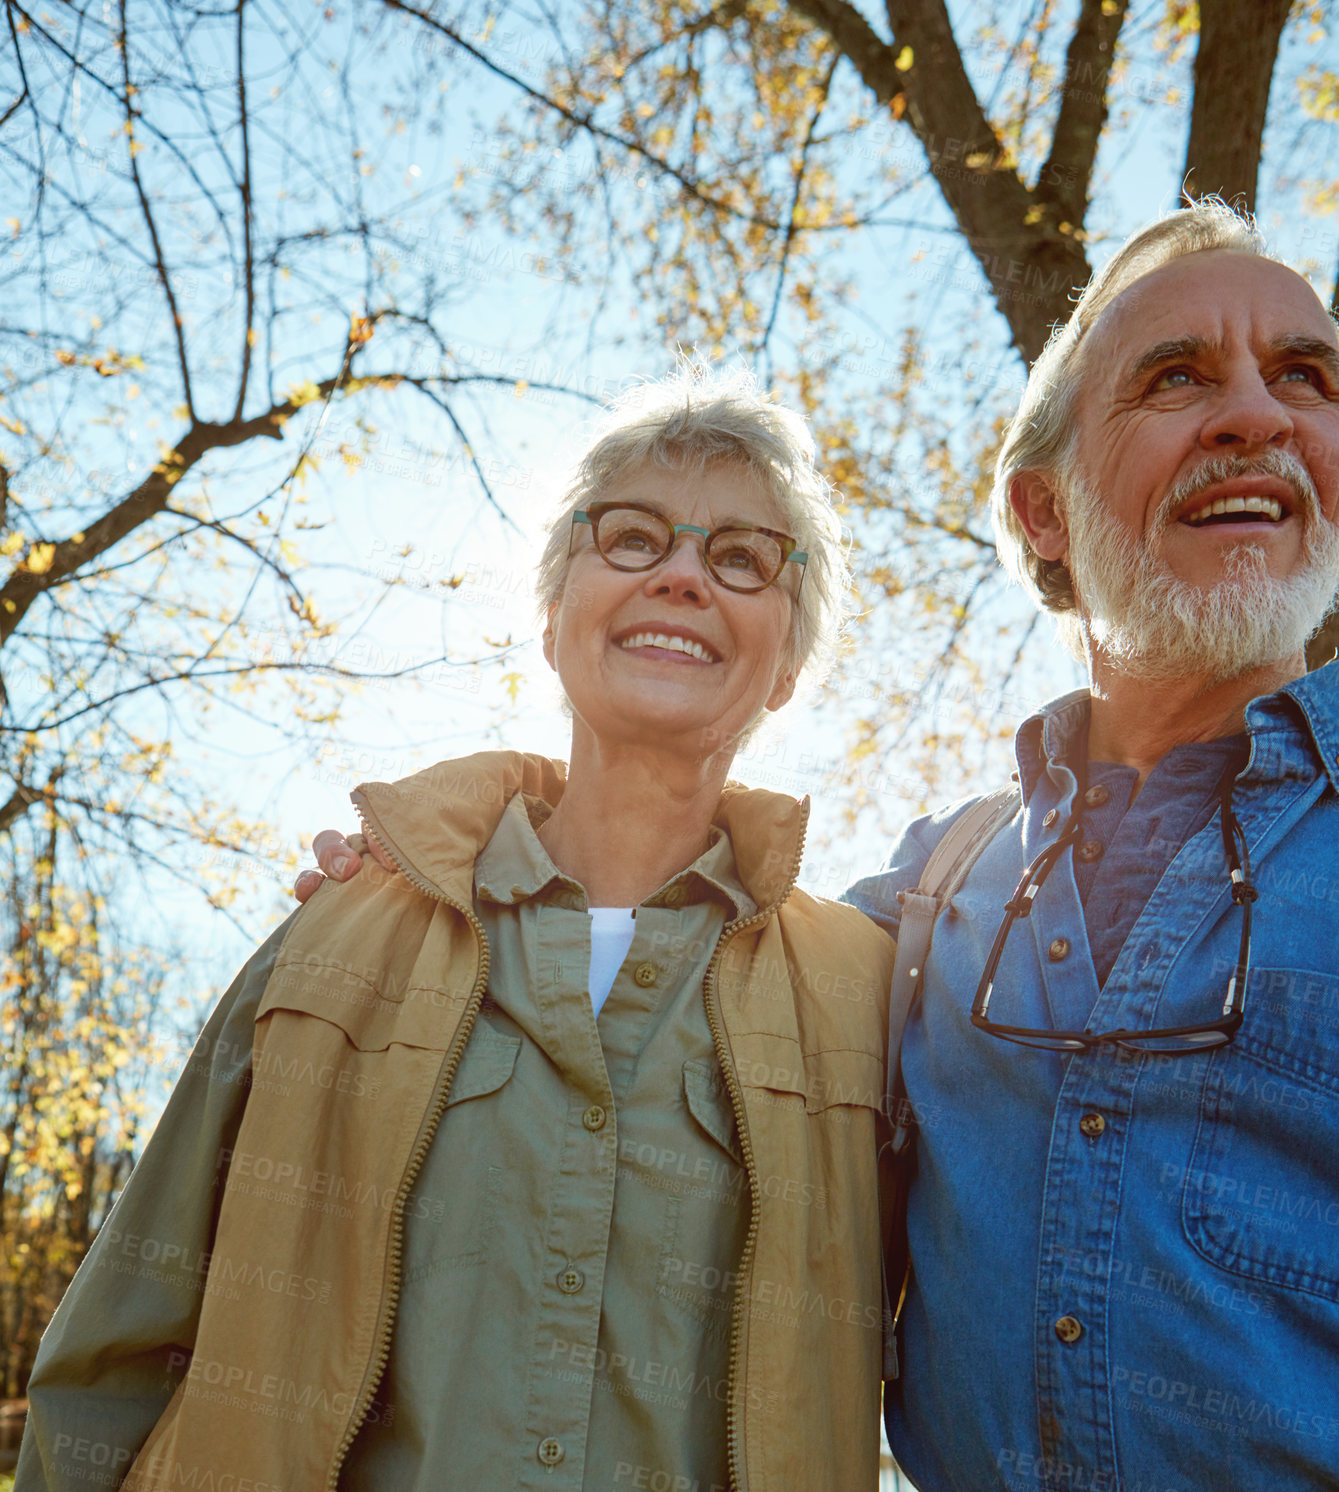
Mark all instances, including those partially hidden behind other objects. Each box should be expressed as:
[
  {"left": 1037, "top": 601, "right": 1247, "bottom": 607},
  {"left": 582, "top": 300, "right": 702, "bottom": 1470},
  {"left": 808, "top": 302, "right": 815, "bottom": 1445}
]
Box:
[{"left": 620, "top": 632, "right": 716, "bottom": 661}]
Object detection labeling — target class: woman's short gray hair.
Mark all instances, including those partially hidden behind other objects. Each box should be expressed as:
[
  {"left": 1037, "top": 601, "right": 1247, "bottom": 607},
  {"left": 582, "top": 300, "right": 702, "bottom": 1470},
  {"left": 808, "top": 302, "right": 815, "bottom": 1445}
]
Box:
[
  {"left": 991, "top": 199, "right": 1269, "bottom": 613},
  {"left": 536, "top": 363, "right": 849, "bottom": 683}
]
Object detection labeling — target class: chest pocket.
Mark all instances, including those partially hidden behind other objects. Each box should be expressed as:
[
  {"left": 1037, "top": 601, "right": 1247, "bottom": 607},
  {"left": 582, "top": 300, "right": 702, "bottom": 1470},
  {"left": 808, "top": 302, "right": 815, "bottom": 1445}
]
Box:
[
  {"left": 683, "top": 1057, "right": 742, "bottom": 1162},
  {"left": 402, "top": 1021, "right": 521, "bottom": 1281},
  {"left": 1183, "top": 966, "right": 1339, "bottom": 1301}
]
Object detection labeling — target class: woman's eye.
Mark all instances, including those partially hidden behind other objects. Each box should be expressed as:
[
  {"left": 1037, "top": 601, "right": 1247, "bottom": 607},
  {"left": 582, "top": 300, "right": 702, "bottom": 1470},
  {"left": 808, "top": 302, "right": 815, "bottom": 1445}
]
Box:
[
  {"left": 716, "top": 544, "right": 762, "bottom": 573},
  {"left": 610, "top": 526, "right": 658, "bottom": 551}
]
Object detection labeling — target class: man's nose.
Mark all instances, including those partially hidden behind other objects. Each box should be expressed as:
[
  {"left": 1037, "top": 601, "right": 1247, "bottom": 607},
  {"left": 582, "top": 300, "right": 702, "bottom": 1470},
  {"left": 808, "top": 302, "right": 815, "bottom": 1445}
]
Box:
[{"left": 1200, "top": 364, "right": 1294, "bottom": 452}]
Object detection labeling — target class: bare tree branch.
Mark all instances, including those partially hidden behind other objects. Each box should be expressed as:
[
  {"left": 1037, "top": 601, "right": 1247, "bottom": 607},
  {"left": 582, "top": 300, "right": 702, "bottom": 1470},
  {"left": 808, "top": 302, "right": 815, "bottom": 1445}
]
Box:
[
  {"left": 117, "top": 0, "right": 196, "bottom": 418},
  {"left": 233, "top": 0, "right": 256, "bottom": 422},
  {"left": 1, "top": 393, "right": 307, "bottom": 649},
  {"left": 788, "top": 0, "right": 1090, "bottom": 360},
  {"left": 758, "top": 53, "right": 839, "bottom": 378},
  {"left": 1036, "top": 0, "right": 1129, "bottom": 229},
  {"left": 378, "top": 0, "right": 793, "bottom": 233}
]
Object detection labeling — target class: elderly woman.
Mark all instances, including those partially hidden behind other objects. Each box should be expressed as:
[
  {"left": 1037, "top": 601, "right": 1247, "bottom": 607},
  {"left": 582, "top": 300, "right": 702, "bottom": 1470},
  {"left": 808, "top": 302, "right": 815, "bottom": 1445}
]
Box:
[{"left": 18, "top": 369, "right": 894, "bottom": 1491}]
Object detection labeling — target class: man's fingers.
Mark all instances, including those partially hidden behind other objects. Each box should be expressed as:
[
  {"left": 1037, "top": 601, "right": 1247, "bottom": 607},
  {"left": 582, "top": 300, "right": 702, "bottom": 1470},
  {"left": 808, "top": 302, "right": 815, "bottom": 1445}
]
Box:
[
  {"left": 312, "top": 828, "right": 364, "bottom": 879},
  {"left": 294, "top": 869, "right": 325, "bottom": 905}
]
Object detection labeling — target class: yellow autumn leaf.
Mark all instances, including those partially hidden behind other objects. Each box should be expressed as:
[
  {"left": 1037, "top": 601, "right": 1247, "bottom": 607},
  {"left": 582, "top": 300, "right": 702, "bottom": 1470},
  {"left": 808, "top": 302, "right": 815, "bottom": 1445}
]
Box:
[
  {"left": 501, "top": 672, "right": 523, "bottom": 703},
  {"left": 895, "top": 45, "right": 914, "bottom": 72},
  {"left": 0, "top": 531, "right": 24, "bottom": 556},
  {"left": 24, "top": 542, "right": 57, "bottom": 575}
]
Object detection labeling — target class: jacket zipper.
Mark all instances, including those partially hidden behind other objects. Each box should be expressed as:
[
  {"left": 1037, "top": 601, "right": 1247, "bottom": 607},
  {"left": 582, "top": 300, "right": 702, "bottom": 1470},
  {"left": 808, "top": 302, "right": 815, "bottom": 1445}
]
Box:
[
  {"left": 324, "top": 801, "right": 491, "bottom": 1489},
  {"left": 701, "top": 800, "right": 809, "bottom": 1492}
]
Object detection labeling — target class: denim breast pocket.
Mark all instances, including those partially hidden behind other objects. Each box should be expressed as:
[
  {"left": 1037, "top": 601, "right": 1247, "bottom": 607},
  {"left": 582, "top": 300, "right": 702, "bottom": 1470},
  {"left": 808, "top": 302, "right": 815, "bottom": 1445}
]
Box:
[{"left": 1183, "top": 966, "right": 1339, "bottom": 1301}]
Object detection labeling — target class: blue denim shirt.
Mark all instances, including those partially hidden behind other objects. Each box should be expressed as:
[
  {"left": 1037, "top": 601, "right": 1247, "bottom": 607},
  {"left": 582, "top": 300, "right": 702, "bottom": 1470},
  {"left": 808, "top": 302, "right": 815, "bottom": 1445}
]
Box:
[{"left": 846, "top": 665, "right": 1339, "bottom": 1492}]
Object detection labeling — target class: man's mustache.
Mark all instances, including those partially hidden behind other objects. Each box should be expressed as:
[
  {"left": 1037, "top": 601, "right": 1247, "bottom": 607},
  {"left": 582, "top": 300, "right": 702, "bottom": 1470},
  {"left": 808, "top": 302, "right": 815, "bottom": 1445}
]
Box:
[{"left": 1153, "top": 451, "right": 1320, "bottom": 531}]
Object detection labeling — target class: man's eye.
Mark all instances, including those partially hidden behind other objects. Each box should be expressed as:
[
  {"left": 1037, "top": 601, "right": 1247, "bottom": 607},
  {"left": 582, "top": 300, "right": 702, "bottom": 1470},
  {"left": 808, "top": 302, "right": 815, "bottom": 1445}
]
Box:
[
  {"left": 1279, "top": 365, "right": 1324, "bottom": 387},
  {"left": 1151, "top": 368, "right": 1195, "bottom": 390}
]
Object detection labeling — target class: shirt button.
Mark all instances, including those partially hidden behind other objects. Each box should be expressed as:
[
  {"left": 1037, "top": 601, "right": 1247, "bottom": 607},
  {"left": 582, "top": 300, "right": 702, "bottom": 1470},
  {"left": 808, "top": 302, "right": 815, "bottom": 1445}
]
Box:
[
  {"left": 1084, "top": 783, "right": 1110, "bottom": 807},
  {"left": 1079, "top": 1112, "right": 1106, "bottom": 1139},
  {"left": 1042, "top": 808, "right": 1059, "bottom": 828},
  {"left": 557, "top": 1265, "right": 585, "bottom": 1294},
  {"left": 1048, "top": 937, "right": 1071, "bottom": 962},
  {"left": 582, "top": 1104, "right": 607, "bottom": 1131},
  {"left": 664, "top": 886, "right": 686, "bottom": 907},
  {"left": 1054, "top": 1315, "right": 1083, "bottom": 1344},
  {"left": 633, "top": 961, "right": 658, "bottom": 988},
  {"left": 537, "top": 1438, "right": 565, "bottom": 1466},
  {"left": 1076, "top": 839, "right": 1104, "bottom": 863}
]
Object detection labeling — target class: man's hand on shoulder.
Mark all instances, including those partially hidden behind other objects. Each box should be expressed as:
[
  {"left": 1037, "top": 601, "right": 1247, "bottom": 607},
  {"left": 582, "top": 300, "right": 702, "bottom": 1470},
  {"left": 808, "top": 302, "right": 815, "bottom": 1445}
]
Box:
[{"left": 294, "top": 829, "right": 398, "bottom": 903}]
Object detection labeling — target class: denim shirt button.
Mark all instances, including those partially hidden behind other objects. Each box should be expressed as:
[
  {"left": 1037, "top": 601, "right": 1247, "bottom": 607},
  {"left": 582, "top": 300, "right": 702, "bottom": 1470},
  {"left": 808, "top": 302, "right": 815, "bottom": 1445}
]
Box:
[
  {"left": 1043, "top": 809, "right": 1060, "bottom": 829},
  {"left": 1048, "top": 937, "right": 1071, "bottom": 962},
  {"left": 1054, "top": 1315, "right": 1083, "bottom": 1344},
  {"left": 1079, "top": 1112, "right": 1106, "bottom": 1138},
  {"left": 1084, "top": 783, "right": 1110, "bottom": 807},
  {"left": 1076, "top": 839, "right": 1104, "bottom": 863}
]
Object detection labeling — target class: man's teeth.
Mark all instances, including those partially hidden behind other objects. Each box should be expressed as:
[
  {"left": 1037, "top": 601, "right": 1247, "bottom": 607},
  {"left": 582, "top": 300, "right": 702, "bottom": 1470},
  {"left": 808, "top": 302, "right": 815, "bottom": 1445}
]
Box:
[
  {"left": 620, "top": 632, "right": 716, "bottom": 661},
  {"left": 1182, "top": 494, "right": 1285, "bottom": 525}
]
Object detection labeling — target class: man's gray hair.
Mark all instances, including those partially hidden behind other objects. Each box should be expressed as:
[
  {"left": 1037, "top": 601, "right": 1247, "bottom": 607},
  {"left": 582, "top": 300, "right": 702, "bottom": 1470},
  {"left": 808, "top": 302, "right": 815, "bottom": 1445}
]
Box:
[
  {"left": 536, "top": 362, "right": 849, "bottom": 682},
  {"left": 991, "top": 199, "right": 1269, "bottom": 613}
]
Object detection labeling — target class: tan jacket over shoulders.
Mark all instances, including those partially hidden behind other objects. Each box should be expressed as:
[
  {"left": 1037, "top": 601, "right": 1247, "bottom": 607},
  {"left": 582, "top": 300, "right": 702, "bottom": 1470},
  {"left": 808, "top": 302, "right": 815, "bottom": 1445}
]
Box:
[{"left": 123, "top": 751, "right": 894, "bottom": 1492}]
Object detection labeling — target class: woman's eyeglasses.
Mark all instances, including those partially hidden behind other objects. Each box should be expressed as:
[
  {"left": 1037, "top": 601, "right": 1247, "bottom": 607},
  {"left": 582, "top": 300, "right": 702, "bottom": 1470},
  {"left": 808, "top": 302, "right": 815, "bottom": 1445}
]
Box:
[
  {"left": 572, "top": 501, "right": 807, "bottom": 594},
  {"left": 970, "top": 779, "right": 1255, "bottom": 1054}
]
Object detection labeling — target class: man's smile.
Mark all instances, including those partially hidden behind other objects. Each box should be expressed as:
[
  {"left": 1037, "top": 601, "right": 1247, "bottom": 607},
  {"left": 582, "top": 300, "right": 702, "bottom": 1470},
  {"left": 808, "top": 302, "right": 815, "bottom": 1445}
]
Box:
[
  {"left": 1179, "top": 494, "right": 1286, "bottom": 526},
  {"left": 1172, "top": 473, "right": 1299, "bottom": 531}
]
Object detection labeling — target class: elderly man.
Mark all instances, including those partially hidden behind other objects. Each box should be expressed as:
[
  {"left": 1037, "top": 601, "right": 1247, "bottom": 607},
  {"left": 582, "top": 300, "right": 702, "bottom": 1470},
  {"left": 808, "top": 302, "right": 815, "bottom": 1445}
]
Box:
[{"left": 845, "top": 200, "right": 1339, "bottom": 1491}]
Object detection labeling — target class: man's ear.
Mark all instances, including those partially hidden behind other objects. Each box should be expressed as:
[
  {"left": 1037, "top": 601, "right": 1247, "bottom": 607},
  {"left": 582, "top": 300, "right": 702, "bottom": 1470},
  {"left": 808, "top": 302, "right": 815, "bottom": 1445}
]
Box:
[{"left": 1010, "top": 471, "right": 1070, "bottom": 564}]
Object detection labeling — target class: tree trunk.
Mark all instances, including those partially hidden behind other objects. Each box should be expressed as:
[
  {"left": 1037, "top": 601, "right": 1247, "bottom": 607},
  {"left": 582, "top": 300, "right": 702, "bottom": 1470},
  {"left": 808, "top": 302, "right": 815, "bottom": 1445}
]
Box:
[{"left": 1183, "top": 0, "right": 1292, "bottom": 210}]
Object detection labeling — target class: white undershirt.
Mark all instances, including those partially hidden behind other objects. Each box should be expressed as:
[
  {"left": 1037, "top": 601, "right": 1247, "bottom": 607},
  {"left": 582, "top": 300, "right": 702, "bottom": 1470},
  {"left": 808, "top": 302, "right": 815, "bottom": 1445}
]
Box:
[{"left": 587, "top": 907, "right": 637, "bottom": 1016}]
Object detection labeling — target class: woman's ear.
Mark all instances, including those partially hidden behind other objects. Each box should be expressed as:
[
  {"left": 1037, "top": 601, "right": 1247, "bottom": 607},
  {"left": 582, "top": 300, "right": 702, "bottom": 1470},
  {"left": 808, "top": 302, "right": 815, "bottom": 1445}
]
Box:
[
  {"left": 765, "top": 667, "right": 797, "bottom": 714},
  {"left": 1010, "top": 471, "right": 1070, "bottom": 564},
  {"left": 541, "top": 603, "right": 558, "bottom": 671}
]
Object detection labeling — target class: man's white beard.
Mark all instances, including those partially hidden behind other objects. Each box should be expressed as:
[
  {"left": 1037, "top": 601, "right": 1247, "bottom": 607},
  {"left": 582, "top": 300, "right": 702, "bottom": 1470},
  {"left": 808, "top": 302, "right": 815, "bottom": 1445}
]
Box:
[{"left": 1063, "top": 455, "right": 1339, "bottom": 684}]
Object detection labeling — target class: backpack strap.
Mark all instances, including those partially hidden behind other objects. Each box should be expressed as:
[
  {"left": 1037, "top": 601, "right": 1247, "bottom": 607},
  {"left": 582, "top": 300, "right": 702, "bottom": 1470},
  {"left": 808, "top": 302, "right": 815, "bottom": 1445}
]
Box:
[
  {"left": 883, "top": 782, "right": 1022, "bottom": 1140},
  {"left": 880, "top": 782, "right": 1020, "bottom": 1380}
]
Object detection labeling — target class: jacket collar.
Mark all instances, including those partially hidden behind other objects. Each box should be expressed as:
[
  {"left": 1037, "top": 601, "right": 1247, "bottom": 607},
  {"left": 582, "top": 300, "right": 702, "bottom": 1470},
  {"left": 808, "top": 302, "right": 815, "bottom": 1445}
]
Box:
[{"left": 352, "top": 750, "right": 808, "bottom": 916}]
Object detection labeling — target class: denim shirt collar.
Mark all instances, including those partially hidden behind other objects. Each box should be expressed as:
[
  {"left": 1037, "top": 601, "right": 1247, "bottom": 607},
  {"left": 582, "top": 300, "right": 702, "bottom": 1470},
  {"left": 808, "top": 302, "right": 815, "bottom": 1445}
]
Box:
[
  {"left": 1015, "top": 664, "right": 1339, "bottom": 803},
  {"left": 1272, "top": 660, "right": 1339, "bottom": 795},
  {"left": 1014, "top": 687, "right": 1090, "bottom": 804}
]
